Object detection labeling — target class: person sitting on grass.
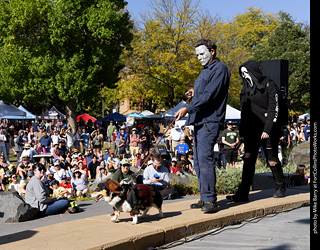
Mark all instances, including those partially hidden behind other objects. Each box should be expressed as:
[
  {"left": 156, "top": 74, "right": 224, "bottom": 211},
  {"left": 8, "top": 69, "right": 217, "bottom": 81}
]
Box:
[
  {"left": 51, "top": 179, "right": 70, "bottom": 199},
  {"left": 16, "top": 156, "right": 32, "bottom": 181},
  {"left": 59, "top": 175, "right": 73, "bottom": 198},
  {"left": 93, "top": 165, "right": 111, "bottom": 184},
  {"left": 72, "top": 170, "right": 89, "bottom": 197},
  {"left": 8, "top": 174, "right": 23, "bottom": 196},
  {"left": 25, "top": 163, "right": 73, "bottom": 216}
]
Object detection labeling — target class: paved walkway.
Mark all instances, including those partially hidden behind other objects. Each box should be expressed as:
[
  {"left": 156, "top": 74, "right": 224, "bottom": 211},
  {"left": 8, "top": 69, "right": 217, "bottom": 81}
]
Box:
[{"left": 0, "top": 186, "right": 310, "bottom": 250}]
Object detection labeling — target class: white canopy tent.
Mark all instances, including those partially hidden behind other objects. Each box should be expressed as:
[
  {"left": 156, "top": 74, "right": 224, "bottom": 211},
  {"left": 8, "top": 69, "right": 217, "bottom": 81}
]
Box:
[
  {"left": 225, "top": 104, "right": 241, "bottom": 121},
  {"left": 161, "top": 101, "right": 240, "bottom": 121},
  {"left": 141, "top": 110, "right": 163, "bottom": 119}
]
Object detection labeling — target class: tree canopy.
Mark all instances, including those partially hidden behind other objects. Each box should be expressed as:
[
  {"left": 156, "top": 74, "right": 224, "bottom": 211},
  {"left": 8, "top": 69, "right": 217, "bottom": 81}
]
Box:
[
  {"left": 0, "top": 0, "right": 133, "bottom": 126},
  {"left": 0, "top": 0, "right": 310, "bottom": 119}
]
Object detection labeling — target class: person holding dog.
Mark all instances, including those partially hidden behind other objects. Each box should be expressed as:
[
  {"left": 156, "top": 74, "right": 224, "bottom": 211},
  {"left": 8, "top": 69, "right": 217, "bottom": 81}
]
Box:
[{"left": 175, "top": 38, "right": 230, "bottom": 213}]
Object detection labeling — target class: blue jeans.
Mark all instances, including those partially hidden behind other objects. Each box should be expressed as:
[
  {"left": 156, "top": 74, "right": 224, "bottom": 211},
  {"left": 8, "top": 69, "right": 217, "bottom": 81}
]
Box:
[
  {"left": 193, "top": 122, "right": 220, "bottom": 203},
  {"left": 0, "top": 145, "right": 8, "bottom": 162},
  {"left": 45, "top": 198, "right": 69, "bottom": 216}
]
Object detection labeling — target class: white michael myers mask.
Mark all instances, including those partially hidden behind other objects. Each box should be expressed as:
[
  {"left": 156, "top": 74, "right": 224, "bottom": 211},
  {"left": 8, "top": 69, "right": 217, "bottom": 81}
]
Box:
[
  {"left": 240, "top": 67, "right": 254, "bottom": 88},
  {"left": 195, "top": 45, "right": 212, "bottom": 66}
]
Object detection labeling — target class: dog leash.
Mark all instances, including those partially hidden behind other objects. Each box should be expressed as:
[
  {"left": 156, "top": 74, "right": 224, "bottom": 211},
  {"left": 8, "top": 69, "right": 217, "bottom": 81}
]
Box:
[{"left": 136, "top": 96, "right": 192, "bottom": 174}]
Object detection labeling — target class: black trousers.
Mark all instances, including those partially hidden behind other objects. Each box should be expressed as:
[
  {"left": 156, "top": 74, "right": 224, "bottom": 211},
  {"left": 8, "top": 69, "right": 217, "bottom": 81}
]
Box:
[{"left": 236, "top": 119, "right": 285, "bottom": 197}]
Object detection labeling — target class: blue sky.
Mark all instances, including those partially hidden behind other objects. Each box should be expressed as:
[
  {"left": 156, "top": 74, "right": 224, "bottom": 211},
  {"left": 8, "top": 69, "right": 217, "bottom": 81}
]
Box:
[{"left": 126, "top": 0, "right": 310, "bottom": 24}]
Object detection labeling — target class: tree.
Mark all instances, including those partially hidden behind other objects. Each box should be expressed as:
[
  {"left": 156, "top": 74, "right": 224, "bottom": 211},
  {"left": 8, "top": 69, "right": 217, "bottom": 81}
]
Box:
[
  {"left": 251, "top": 12, "right": 310, "bottom": 114},
  {"left": 0, "top": 0, "right": 133, "bottom": 129},
  {"left": 193, "top": 8, "right": 279, "bottom": 109},
  {"left": 117, "top": 0, "right": 201, "bottom": 111}
]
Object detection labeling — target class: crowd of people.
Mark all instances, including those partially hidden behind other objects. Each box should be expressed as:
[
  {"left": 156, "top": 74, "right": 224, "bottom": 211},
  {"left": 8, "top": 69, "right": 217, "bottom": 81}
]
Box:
[{"left": 0, "top": 111, "right": 311, "bottom": 216}]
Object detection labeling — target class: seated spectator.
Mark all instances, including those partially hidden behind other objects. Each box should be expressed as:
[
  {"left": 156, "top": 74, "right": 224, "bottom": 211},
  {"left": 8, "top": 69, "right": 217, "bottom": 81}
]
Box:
[
  {"left": 59, "top": 175, "right": 73, "bottom": 198},
  {"left": 20, "top": 143, "right": 38, "bottom": 161},
  {"left": 93, "top": 165, "right": 111, "bottom": 184},
  {"left": 25, "top": 163, "right": 70, "bottom": 216},
  {"left": 53, "top": 160, "right": 66, "bottom": 183},
  {"left": 176, "top": 160, "right": 193, "bottom": 176},
  {"left": 103, "top": 148, "right": 110, "bottom": 163},
  {"left": 112, "top": 158, "right": 136, "bottom": 185},
  {"left": 8, "top": 174, "right": 23, "bottom": 195},
  {"left": 143, "top": 154, "right": 176, "bottom": 200},
  {"left": 16, "top": 156, "right": 33, "bottom": 180},
  {"left": 136, "top": 153, "right": 146, "bottom": 169},
  {"left": 51, "top": 179, "right": 70, "bottom": 199},
  {"left": 106, "top": 152, "right": 120, "bottom": 172},
  {"left": 77, "top": 153, "right": 87, "bottom": 166},
  {"left": 72, "top": 170, "right": 89, "bottom": 197},
  {"left": 51, "top": 143, "right": 64, "bottom": 161},
  {"left": 181, "top": 154, "right": 195, "bottom": 175},
  {"left": 78, "top": 161, "right": 90, "bottom": 180},
  {"left": 87, "top": 155, "right": 99, "bottom": 180},
  {"left": 42, "top": 169, "right": 56, "bottom": 195},
  {"left": 169, "top": 157, "right": 180, "bottom": 175}
]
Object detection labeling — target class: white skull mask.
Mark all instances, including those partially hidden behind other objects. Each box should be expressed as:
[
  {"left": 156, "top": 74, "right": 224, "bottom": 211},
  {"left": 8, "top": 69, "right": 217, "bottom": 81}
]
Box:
[{"left": 195, "top": 45, "right": 212, "bottom": 66}]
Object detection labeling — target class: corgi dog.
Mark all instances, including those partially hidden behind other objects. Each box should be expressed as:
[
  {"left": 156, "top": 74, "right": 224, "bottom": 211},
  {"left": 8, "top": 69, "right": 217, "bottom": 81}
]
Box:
[{"left": 93, "top": 179, "right": 163, "bottom": 224}]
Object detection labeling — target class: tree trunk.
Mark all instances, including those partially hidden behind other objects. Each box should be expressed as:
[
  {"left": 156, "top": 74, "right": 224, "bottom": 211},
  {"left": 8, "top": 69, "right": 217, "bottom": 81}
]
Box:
[{"left": 65, "top": 101, "right": 77, "bottom": 133}]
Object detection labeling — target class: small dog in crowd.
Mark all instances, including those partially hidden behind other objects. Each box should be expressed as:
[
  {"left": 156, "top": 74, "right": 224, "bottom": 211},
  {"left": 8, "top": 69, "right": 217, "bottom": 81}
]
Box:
[{"left": 93, "top": 179, "right": 163, "bottom": 224}]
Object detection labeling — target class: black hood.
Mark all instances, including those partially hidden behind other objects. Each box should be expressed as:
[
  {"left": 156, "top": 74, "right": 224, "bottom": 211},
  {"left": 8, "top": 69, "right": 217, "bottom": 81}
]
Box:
[
  {"left": 239, "top": 60, "right": 267, "bottom": 95},
  {"left": 239, "top": 60, "right": 265, "bottom": 82}
]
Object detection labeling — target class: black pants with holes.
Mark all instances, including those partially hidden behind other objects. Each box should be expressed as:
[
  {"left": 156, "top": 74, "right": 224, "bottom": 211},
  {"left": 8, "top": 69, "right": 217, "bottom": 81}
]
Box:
[{"left": 236, "top": 118, "right": 285, "bottom": 197}]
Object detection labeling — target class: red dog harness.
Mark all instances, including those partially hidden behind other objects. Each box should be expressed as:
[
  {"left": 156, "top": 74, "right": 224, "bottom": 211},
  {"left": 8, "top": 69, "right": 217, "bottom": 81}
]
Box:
[{"left": 136, "top": 184, "right": 152, "bottom": 208}]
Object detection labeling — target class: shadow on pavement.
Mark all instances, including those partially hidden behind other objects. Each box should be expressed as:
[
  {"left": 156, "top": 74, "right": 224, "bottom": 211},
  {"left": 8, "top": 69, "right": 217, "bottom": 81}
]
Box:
[{"left": 0, "top": 230, "right": 38, "bottom": 245}]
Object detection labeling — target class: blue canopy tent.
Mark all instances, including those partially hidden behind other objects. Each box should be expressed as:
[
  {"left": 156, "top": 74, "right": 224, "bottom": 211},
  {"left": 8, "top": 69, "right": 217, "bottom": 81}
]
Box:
[
  {"left": 103, "top": 112, "right": 126, "bottom": 122},
  {"left": 1, "top": 105, "right": 36, "bottom": 119},
  {"left": 0, "top": 100, "right": 26, "bottom": 118}
]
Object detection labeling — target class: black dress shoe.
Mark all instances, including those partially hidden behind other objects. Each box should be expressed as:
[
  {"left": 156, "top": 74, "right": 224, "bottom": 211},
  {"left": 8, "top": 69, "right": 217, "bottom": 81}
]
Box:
[
  {"left": 273, "top": 187, "right": 286, "bottom": 198},
  {"left": 201, "top": 202, "right": 219, "bottom": 213},
  {"left": 190, "top": 199, "right": 204, "bottom": 209},
  {"left": 226, "top": 194, "right": 249, "bottom": 202}
]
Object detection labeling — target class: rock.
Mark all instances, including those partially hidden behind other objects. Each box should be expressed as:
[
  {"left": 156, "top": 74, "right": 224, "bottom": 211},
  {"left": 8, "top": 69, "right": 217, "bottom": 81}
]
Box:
[
  {"left": 0, "top": 191, "right": 38, "bottom": 223},
  {"left": 289, "top": 141, "right": 310, "bottom": 166}
]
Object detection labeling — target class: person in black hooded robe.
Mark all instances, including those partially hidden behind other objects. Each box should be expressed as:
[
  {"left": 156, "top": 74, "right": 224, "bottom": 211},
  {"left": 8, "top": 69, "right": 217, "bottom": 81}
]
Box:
[{"left": 226, "top": 60, "right": 286, "bottom": 202}]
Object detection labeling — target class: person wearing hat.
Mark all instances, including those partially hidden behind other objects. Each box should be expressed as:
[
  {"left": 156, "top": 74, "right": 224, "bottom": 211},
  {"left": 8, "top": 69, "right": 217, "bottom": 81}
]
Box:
[
  {"left": 16, "top": 155, "right": 32, "bottom": 180},
  {"left": 72, "top": 169, "right": 89, "bottom": 197},
  {"left": 20, "top": 143, "right": 38, "bottom": 161},
  {"left": 169, "top": 124, "right": 184, "bottom": 154},
  {"left": 93, "top": 163, "right": 111, "bottom": 184},
  {"left": 221, "top": 121, "right": 239, "bottom": 170},
  {"left": 169, "top": 157, "right": 179, "bottom": 175},
  {"left": 59, "top": 175, "right": 73, "bottom": 198},
  {"left": 53, "top": 160, "right": 66, "bottom": 183},
  {"left": 112, "top": 158, "right": 136, "bottom": 185}
]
